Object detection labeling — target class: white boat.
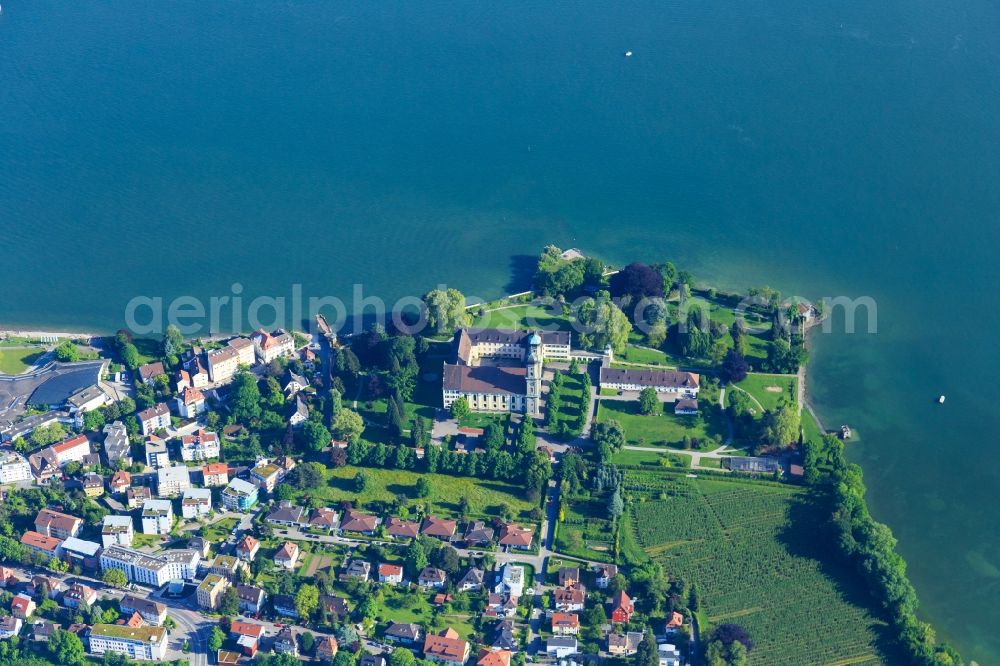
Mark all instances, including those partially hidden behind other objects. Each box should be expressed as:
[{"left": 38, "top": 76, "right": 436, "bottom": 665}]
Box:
[
  {"left": 624, "top": 50, "right": 633, "bottom": 57},
  {"left": 938, "top": 395, "right": 946, "bottom": 404}
]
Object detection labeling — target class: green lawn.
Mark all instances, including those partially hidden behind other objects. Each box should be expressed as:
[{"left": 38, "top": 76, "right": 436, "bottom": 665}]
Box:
[
  {"left": 472, "top": 303, "right": 573, "bottom": 332},
  {"left": 197, "top": 517, "right": 239, "bottom": 544},
  {"left": 734, "top": 373, "right": 798, "bottom": 412},
  {"left": 0, "top": 348, "right": 45, "bottom": 374},
  {"left": 554, "top": 498, "right": 615, "bottom": 563},
  {"left": 596, "top": 399, "right": 727, "bottom": 448},
  {"left": 610, "top": 448, "right": 691, "bottom": 469},
  {"left": 631, "top": 477, "right": 892, "bottom": 665},
  {"left": 457, "top": 412, "right": 509, "bottom": 429},
  {"left": 132, "top": 338, "right": 162, "bottom": 365},
  {"left": 616, "top": 343, "right": 677, "bottom": 367},
  {"left": 301, "top": 466, "right": 536, "bottom": 521},
  {"left": 800, "top": 406, "right": 825, "bottom": 445}
]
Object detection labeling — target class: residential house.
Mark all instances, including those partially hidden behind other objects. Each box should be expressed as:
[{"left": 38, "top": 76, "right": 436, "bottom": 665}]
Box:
[
  {"left": 477, "top": 649, "right": 512, "bottom": 666},
  {"left": 340, "top": 559, "right": 372, "bottom": 582},
  {"left": 674, "top": 398, "right": 698, "bottom": 415},
  {"left": 197, "top": 574, "right": 230, "bottom": 610},
  {"left": 110, "top": 470, "right": 132, "bottom": 494},
  {"left": 551, "top": 613, "right": 580, "bottom": 636},
  {"left": 598, "top": 368, "right": 700, "bottom": 397},
  {"left": 62, "top": 583, "right": 97, "bottom": 609},
  {"left": 230, "top": 620, "right": 265, "bottom": 656},
  {"left": 103, "top": 421, "right": 132, "bottom": 467},
  {"left": 386, "top": 517, "right": 420, "bottom": 540},
  {"left": 222, "top": 478, "right": 259, "bottom": 512},
  {"left": 176, "top": 387, "right": 207, "bottom": 419},
  {"left": 31, "top": 620, "right": 57, "bottom": 642},
  {"left": 20, "top": 531, "right": 63, "bottom": 560},
  {"left": 423, "top": 628, "right": 470, "bottom": 666},
  {"left": 209, "top": 555, "right": 247, "bottom": 581},
  {"left": 315, "top": 636, "right": 339, "bottom": 661},
  {"left": 249, "top": 461, "right": 282, "bottom": 493},
  {"left": 83, "top": 472, "right": 105, "bottom": 497},
  {"left": 339, "top": 509, "right": 379, "bottom": 535},
  {"left": 418, "top": 567, "right": 448, "bottom": 589},
  {"left": 138, "top": 403, "right": 171, "bottom": 436},
  {"left": 385, "top": 622, "right": 422, "bottom": 645},
  {"left": 236, "top": 535, "right": 260, "bottom": 562},
  {"left": 266, "top": 501, "right": 307, "bottom": 527},
  {"left": 485, "top": 593, "right": 519, "bottom": 619},
  {"left": 378, "top": 563, "right": 404, "bottom": 584},
  {"left": 11, "top": 593, "right": 36, "bottom": 619},
  {"left": 156, "top": 465, "right": 191, "bottom": 497},
  {"left": 421, "top": 516, "right": 458, "bottom": 540},
  {"left": 495, "top": 563, "right": 525, "bottom": 598},
  {"left": 127, "top": 486, "right": 152, "bottom": 509},
  {"left": 665, "top": 611, "right": 684, "bottom": 633},
  {"left": 236, "top": 584, "right": 266, "bottom": 615},
  {"left": 658, "top": 644, "right": 682, "bottom": 666},
  {"left": 0, "top": 616, "right": 22, "bottom": 640},
  {"left": 206, "top": 347, "right": 240, "bottom": 384},
  {"left": 271, "top": 594, "right": 298, "bottom": 619},
  {"left": 120, "top": 596, "right": 167, "bottom": 626},
  {"left": 89, "top": 624, "right": 168, "bottom": 661},
  {"left": 283, "top": 371, "right": 309, "bottom": 397},
  {"left": 611, "top": 590, "right": 635, "bottom": 624},
  {"left": 251, "top": 329, "right": 295, "bottom": 364},
  {"left": 309, "top": 507, "right": 339, "bottom": 531},
  {"left": 102, "top": 515, "right": 135, "bottom": 548},
  {"left": 274, "top": 542, "right": 299, "bottom": 569},
  {"left": 360, "top": 655, "right": 387, "bottom": 666},
  {"left": 0, "top": 566, "right": 18, "bottom": 588},
  {"left": 189, "top": 536, "right": 211, "bottom": 558},
  {"left": 463, "top": 521, "right": 494, "bottom": 546},
  {"left": 137, "top": 362, "right": 166, "bottom": 385},
  {"left": 176, "top": 354, "right": 209, "bottom": 391},
  {"left": 273, "top": 626, "right": 298, "bottom": 656},
  {"left": 488, "top": 621, "right": 517, "bottom": 652},
  {"left": 320, "top": 594, "right": 349, "bottom": 620},
  {"left": 35, "top": 508, "right": 83, "bottom": 539},
  {"left": 456, "top": 568, "right": 484, "bottom": 592},
  {"left": 558, "top": 566, "right": 580, "bottom": 588},
  {"left": 289, "top": 394, "right": 309, "bottom": 427},
  {"left": 544, "top": 637, "right": 578, "bottom": 659},
  {"left": 498, "top": 524, "right": 533, "bottom": 550},
  {"left": 608, "top": 632, "right": 644, "bottom": 657},
  {"left": 144, "top": 436, "right": 170, "bottom": 469},
  {"left": 141, "top": 499, "right": 174, "bottom": 535},
  {"left": 180, "top": 428, "right": 219, "bottom": 462},
  {"left": 553, "top": 587, "right": 585, "bottom": 612},
  {"left": 202, "top": 462, "right": 229, "bottom": 487},
  {"left": 50, "top": 434, "right": 91, "bottom": 466}
]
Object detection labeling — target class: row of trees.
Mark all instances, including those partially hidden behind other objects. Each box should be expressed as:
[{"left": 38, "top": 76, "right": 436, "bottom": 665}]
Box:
[{"left": 805, "top": 434, "right": 962, "bottom": 665}]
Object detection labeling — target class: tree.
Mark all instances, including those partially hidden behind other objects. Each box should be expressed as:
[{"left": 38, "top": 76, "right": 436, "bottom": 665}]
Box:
[
  {"left": 609, "top": 262, "right": 664, "bottom": 300},
  {"left": 83, "top": 409, "right": 106, "bottom": 432},
  {"left": 423, "top": 288, "right": 468, "bottom": 335},
  {"left": 295, "top": 584, "right": 320, "bottom": 621},
  {"left": 231, "top": 371, "right": 262, "bottom": 423},
  {"left": 415, "top": 477, "right": 432, "bottom": 498},
  {"left": 763, "top": 404, "right": 800, "bottom": 447},
  {"left": 608, "top": 489, "right": 624, "bottom": 522},
  {"left": 721, "top": 350, "right": 749, "bottom": 383},
  {"left": 54, "top": 340, "right": 80, "bottom": 362},
  {"left": 299, "top": 631, "right": 315, "bottom": 654},
  {"left": 449, "top": 396, "right": 470, "bottom": 420},
  {"left": 48, "top": 629, "right": 85, "bottom": 666},
  {"left": 353, "top": 471, "right": 370, "bottom": 492},
  {"left": 635, "top": 630, "right": 659, "bottom": 666},
  {"left": 575, "top": 291, "right": 632, "bottom": 353},
  {"left": 164, "top": 324, "right": 185, "bottom": 358},
  {"left": 638, "top": 387, "right": 660, "bottom": 415},
  {"left": 219, "top": 586, "right": 240, "bottom": 616},
  {"left": 390, "top": 648, "right": 416, "bottom": 666},
  {"left": 331, "top": 409, "right": 364, "bottom": 442},
  {"left": 102, "top": 568, "right": 128, "bottom": 588},
  {"left": 405, "top": 540, "right": 428, "bottom": 577},
  {"left": 298, "top": 420, "right": 332, "bottom": 453},
  {"left": 121, "top": 343, "right": 140, "bottom": 369},
  {"left": 208, "top": 626, "right": 226, "bottom": 653}
]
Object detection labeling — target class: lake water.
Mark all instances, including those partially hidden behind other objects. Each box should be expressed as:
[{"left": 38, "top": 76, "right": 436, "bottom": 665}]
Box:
[{"left": 2, "top": 1, "right": 999, "bottom": 660}]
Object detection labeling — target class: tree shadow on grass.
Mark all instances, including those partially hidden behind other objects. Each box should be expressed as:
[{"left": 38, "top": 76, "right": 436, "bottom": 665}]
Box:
[{"left": 778, "top": 491, "right": 909, "bottom": 664}]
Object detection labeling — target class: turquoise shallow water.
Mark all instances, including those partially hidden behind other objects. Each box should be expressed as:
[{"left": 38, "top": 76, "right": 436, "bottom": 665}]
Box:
[{"left": 2, "top": 1, "right": 999, "bottom": 659}]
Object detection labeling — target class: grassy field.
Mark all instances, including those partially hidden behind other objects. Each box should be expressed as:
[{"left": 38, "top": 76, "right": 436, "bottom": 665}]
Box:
[
  {"left": 0, "top": 348, "right": 45, "bottom": 374},
  {"left": 301, "top": 466, "right": 536, "bottom": 521},
  {"left": 596, "top": 399, "right": 727, "bottom": 448},
  {"left": 616, "top": 343, "right": 677, "bottom": 367},
  {"left": 610, "top": 448, "right": 691, "bottom": 469},
  {"left": 800, "top": 406, "right": 825, "bottom": 444},
  {"left": 198, "top": 517, "right": 239, "bottom": 544},
  {"left": 734, "top": 373, "right": 798, "bottom": 412},
  {"left": 472, "top": 304, "right": 573, "bottom": 332},
  {"left": 554, "top": 498, "right": 615, "bottom": 563},
  {"left": 630, "top": 477, "right": 890, "bottom": 665}
]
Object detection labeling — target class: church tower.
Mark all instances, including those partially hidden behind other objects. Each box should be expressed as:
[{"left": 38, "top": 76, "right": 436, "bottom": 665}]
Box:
[{"left": 525, "top": 332, "right": 543, "bottom": 417}]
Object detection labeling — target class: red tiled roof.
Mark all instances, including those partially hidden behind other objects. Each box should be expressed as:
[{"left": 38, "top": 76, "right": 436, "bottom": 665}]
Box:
[
  {"left": 424, "top": 629, "right": 469, "bottom": 662},
  {"left": 498, "top": 524, "right": 533, "bottom": 547},
  {"left": 21, "top": 531, "right": 62, "bottom": 552}
]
